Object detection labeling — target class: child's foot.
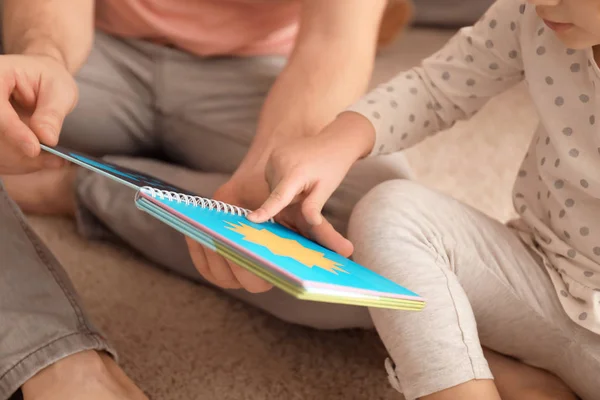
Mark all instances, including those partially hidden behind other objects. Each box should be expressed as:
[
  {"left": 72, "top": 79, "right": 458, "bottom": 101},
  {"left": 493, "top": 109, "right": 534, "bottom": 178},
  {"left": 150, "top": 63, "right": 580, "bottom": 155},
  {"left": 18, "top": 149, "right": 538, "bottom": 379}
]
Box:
[
  {"left": 1, "top": 166, "right": 78, "bottom": 216},
  {"left": 22, "top": 350, "right": 149, "bottom": 400},
  {"left": 484, "top": 348, "right": 577, "bottom": 400}
]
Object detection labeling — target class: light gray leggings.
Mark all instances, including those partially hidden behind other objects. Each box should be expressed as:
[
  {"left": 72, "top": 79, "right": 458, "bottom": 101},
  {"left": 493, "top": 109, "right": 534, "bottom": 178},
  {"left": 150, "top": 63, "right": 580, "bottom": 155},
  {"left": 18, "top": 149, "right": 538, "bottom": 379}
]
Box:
[{"left": 348, "top": 180, "right": 600, "bottom": 400}]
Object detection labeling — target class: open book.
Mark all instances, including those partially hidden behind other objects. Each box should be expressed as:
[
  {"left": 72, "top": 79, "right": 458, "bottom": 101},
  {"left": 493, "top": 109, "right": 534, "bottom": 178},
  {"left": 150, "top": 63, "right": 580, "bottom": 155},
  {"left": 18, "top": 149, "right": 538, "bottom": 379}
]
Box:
[{"left": 42, "top": 145, "right": 425, "bottom": 311}]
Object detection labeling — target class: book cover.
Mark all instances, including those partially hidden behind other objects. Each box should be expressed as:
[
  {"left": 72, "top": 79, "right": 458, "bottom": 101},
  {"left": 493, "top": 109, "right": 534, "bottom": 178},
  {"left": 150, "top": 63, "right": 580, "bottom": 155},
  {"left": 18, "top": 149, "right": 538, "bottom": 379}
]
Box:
[{"left": 138, "top": 187, "right": 423, "bottom": 302}]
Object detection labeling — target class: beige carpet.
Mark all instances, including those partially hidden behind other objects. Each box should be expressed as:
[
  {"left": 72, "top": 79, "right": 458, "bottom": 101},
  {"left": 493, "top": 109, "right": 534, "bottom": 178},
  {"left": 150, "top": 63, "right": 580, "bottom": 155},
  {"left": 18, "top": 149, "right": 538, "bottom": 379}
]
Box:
[{"left": 27, "top": 28, "right": 537, "bottom": 399}]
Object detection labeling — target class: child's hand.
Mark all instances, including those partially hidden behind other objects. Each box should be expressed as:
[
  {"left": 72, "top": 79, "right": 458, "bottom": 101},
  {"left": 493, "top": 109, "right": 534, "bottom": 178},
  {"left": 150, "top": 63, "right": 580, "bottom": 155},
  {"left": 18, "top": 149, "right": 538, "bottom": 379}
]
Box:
[
  {"left": 248, "top": 111, "right": 376, "bottom": 229},
  {"left": 187, "top": 111, "right": 374, "bottom": 293}
]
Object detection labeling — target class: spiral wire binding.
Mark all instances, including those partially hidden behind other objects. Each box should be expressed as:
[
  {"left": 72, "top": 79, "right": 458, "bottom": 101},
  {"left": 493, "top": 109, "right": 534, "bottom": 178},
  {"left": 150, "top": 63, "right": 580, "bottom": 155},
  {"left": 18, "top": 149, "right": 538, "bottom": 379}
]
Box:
[{"left": 141, "top": 186, "right": 274, "bottom": 222}]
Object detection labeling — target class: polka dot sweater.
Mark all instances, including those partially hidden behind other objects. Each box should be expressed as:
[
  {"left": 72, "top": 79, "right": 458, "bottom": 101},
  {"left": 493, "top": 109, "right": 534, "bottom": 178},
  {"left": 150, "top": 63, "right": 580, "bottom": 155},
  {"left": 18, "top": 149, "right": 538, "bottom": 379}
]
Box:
[{"left": 347, "top": 0, "right": 600, "bottom": 334}]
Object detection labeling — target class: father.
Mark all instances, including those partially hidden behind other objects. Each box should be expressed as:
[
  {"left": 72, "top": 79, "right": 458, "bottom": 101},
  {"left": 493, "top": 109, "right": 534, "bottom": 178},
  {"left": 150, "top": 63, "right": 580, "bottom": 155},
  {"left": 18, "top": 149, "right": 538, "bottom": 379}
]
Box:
[{"left": 0, "top": 0, "right": 415, "bottom": 399}]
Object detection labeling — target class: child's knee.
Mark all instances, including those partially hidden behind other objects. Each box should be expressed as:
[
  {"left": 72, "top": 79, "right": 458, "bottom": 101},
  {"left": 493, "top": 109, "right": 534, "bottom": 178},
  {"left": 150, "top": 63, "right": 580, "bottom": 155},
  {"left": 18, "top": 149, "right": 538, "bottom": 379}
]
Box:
[
  {"left": 325, "top": 155, "right": 413, "bottom": 236},
  {"left": 338, "top": 154, "right": 413, "bottom": 206},
  {"left": 349, "top": 179, "right": 439, "bottom": 232},
  {"left": 348, "top": 180, "right": 433, "bottom": 242},
  {"left": 347, "top": 180, "right": 457, "bottom": 273}
]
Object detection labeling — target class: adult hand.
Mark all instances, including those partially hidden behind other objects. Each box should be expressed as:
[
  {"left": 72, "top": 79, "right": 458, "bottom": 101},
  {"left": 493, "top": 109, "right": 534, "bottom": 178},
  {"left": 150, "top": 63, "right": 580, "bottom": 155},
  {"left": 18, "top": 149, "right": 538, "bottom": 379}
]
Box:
[
  {"left": 0, "top": 54, "right": 77, "bottom": 174},
  {"left": 185, "top": 176, "right": 275, "bottom": 293}
]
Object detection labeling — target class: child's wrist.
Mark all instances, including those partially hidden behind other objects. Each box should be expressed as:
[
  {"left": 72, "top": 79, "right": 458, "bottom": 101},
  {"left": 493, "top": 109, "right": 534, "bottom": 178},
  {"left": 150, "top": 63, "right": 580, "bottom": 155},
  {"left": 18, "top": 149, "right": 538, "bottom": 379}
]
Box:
[{"left": 332, "top": 111, "right": 377, "bottom": 159}]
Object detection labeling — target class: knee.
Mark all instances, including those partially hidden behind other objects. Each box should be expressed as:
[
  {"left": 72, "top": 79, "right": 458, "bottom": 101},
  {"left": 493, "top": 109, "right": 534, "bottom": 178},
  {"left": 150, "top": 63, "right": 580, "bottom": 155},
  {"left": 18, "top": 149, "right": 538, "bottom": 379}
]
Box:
[
  {"left": 347, "top": 180, "right": 447, "bottom": 270},
  {"left": 350, "top": 179, "right": 437, "bottom": 230},
  {"left": 325, "top": 154, "right": 413, "bottom": 235},
  {"left": 343, "top": 154, "right": 414, "bottom": 200},
  {"left": 360, "top": 178, "right": 425, "bottom": 201},
  {"left": 273, "top": 307, "right": 373, "bottom": 330},
  {"left": 245, "top": 294, "right": 373, "bottom": 330}
]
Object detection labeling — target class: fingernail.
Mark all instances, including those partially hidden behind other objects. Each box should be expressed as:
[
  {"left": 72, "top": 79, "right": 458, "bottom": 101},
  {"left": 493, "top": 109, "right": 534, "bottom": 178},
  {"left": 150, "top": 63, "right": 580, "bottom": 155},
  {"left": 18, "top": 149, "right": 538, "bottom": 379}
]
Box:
[
  {"left": 247, "top": 213, "right": 258, "bottom": 222},
  {"left": 20, "top": 141, "right": 34, "bottom": 157},
  {"left": 248, "top": 209, "right": 260, "bottom": 218}
]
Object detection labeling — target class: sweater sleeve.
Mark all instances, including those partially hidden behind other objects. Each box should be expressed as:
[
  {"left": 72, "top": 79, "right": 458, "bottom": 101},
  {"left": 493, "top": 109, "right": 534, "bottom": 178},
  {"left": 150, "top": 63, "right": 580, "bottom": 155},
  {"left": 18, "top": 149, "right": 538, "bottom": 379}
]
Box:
[{"left": 347, "top": 0, "right": 527, "bottom": 156}]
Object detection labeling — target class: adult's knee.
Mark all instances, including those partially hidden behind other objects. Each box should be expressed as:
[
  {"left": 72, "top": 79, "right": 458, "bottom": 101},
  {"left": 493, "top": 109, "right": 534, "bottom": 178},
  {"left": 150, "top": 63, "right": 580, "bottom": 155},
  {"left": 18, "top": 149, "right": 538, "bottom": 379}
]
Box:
[
  {"left": 270, "top": 304, "right": 373, "bottom": 330},
  {"left": 232, "top": 290, "right": 373, "bottom": 330}
]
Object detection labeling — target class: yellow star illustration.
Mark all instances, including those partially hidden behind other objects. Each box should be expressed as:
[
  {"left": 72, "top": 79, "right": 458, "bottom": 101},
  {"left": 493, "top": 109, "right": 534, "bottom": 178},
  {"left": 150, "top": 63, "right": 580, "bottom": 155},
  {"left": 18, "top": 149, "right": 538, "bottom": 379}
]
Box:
[{"left": 225, "top": 222, "right": 348, "bottom": 275}]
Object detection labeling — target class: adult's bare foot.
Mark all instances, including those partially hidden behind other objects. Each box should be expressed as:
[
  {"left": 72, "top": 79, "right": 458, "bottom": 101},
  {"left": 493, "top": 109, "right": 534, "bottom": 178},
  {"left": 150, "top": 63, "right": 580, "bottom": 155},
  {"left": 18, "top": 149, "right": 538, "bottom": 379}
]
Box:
[
  {"left": 2, "top": 165, "right": 78, "bottom": 216},
  {"left": 484, "top": 348, "right": 577, "bottom": 400},
  {"left": 21, "top": 350, "right": 148, "bottom": 400}
]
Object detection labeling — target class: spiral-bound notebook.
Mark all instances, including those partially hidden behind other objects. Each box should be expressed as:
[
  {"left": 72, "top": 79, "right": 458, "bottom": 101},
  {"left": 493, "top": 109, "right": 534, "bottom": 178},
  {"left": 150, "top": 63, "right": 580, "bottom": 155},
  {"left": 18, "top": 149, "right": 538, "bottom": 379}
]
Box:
[{"left": 41, "top": 144, "right": 425, "bottom": 310}]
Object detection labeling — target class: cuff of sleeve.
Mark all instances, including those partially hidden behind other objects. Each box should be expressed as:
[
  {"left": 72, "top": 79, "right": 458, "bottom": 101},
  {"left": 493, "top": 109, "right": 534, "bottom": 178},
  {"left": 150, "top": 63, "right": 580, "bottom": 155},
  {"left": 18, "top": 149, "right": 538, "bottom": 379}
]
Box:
[{"left": 345, "top": 93, "right": 401, "bottom": 158}]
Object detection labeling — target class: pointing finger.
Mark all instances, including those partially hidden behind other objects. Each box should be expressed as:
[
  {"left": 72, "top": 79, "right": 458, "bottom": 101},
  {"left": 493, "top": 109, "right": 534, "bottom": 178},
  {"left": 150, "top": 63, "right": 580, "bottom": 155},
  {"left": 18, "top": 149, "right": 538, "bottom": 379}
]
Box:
[{"left": 248, "top": 175, "right": 303, "bottom": 223}]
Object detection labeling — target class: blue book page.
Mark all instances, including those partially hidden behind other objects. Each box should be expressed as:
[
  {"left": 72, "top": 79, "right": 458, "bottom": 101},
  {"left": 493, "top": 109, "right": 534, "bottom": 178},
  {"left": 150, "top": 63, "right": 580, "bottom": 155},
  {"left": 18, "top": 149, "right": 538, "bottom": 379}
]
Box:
[
  {"left": 142, "top": 190, "right": 422, "bottom": 300},
  {"left": 41, "top": 144, "right": 192, "bottom": 194}
]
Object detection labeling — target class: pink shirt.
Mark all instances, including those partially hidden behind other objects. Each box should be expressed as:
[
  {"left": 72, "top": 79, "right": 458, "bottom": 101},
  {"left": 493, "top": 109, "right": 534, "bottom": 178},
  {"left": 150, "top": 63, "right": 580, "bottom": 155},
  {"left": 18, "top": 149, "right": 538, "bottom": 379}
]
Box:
[{"left": 95, "top": 0, "right": 301, "bottom": 57}]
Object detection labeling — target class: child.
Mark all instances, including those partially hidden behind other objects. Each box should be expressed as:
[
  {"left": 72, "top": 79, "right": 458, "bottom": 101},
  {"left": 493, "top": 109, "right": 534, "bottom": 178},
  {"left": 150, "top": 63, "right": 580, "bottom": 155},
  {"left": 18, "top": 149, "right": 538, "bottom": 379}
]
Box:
[{"left": 248, "top": 0, "right": 600, "bottom": 399}]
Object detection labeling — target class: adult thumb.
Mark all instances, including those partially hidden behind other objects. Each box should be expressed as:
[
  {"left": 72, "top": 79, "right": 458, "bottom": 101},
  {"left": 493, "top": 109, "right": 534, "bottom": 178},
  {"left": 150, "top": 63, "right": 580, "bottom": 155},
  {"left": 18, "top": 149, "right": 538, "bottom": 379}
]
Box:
[{"left": 29, "top": 76, "right": 77, "bottom": 146}]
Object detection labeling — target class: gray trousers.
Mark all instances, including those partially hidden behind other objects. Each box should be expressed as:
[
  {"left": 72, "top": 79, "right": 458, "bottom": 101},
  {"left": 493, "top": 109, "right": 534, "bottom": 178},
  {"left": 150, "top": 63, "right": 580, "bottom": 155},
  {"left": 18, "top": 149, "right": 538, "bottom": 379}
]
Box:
[{"left": 0, "top": 31, "right": 412, "bottom": 399}]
